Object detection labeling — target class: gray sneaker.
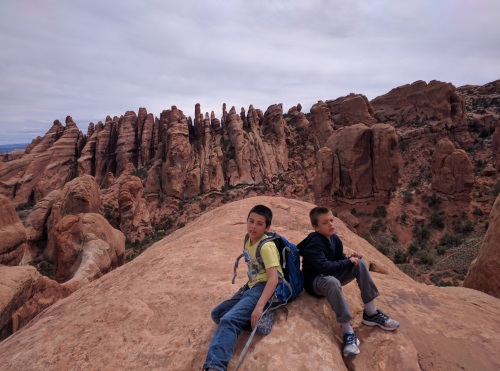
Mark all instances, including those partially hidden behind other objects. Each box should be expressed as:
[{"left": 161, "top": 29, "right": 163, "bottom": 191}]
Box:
[
  {"left": 362, "top": 309, "right": 400, "bottom": 331},
  {"left": 343, "top": 332, "right": 360, "bottom": 357}
]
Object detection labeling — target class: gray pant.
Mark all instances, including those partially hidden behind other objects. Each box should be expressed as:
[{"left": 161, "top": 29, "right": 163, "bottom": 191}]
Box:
[{"left": 313, "top": 259, "right": 380, "bottom": 323}]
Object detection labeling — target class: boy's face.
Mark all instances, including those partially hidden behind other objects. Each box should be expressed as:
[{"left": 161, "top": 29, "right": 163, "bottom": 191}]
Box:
[
  {"left": 313, "top": 211, "right": 335, "bottom": 238},
  {"left": 247, "top": 212, "right": 270, "bottom": 242}
]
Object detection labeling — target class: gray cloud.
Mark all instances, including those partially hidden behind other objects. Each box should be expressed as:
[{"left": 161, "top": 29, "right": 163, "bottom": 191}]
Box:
[{"left": 0, "top": 0, "right": 498, "bottom": 144}]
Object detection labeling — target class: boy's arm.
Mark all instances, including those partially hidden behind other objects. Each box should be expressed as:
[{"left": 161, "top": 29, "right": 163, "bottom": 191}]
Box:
[
  {"left": 251, "top": 266, "right": 278, "bottom": 329},
  {"left": 303, "top": 238, "right": 352, "bottom": 275}
]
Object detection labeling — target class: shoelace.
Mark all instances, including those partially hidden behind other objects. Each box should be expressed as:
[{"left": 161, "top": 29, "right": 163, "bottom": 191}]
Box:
[
  {"left": 344, "top": 333, "right": 357, "bottom": 345},
  {"left": 376, "top": 310, "right": 389, "bottom": 322}
]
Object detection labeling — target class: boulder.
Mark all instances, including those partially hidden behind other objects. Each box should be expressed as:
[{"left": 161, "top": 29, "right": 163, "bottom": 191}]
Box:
[
  {"left": 0, "top": 197, "right": 498, "bottom": 371},
  {"left": 463, "top": 194, "right": 500, "bottom": 298},
  {"left": 325, "top": 124, "right": 373, "bottom": 198},
  {"left": 431, "top": 138, "right": 474, "bottom": 195},
  {"left": 53, "top": 213, "right": 125, "bottom": 288}
]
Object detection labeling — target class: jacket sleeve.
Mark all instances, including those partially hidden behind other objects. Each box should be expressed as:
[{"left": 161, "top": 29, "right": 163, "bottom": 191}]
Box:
[
  {"left": 333, "top": 234, "right": 349, "bottom": 261},
  {"left": 302, "top": 237, "right": 352, "bottom": 276}
]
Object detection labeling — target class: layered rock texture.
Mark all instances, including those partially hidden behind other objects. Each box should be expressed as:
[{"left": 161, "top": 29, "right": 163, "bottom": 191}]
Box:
[
  {"left": 0, "top": 195, "right": 26, "bottom": 265},
  {"left": 0, "top": 197, "right": 498, "bottom": 370},
  {"left": 464, "top": 194, "right": 500, "bottom": 298},
  {"left": 0, "top": 265, "right": 70, "bottom": 341}
]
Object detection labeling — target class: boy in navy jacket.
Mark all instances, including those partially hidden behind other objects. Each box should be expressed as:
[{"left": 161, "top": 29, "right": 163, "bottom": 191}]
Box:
[{"left": 298, "top": 206, "right": 399, "bottom": 357}]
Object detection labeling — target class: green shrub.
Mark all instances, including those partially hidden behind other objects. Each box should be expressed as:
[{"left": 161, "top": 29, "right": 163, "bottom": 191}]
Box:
[
  {"left": 370, "top": 219, "right": 384, "bottom": 234},
  {"left": 453, "top": 219, "right": 475, "bottom": 234},
  {"left": 408, "top": 243, "right": 420, "bottom": 256},
  {"left": 393, "top": 249, "right": 407, "bottom": 264},
  {"left": 439, "top": 233, "right": 461, "bottom": 247},
  {"left": 413, "top": 224, "right": 431, "bottom": 244},
  {"left": 436, "top": 245, "right": 447, "bottom": 255},
  {"left": 418, "top": 251, "right": 434, "bottom": 265},
  {"left": 430, "top": 210, "right": 445, "bottom": 229},
  {"left": 373, "top": 205, "right": 388, "bottom": 218},
  {"left": 402, "top": 190, "right": 413, "bottom": 204}
]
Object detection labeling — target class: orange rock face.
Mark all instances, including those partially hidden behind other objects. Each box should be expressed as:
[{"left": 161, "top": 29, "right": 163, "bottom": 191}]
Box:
[
  {"left": 0, "top": 195, "right": 26, "bottom": 265},
  {"left": 53, "top": 213, "right": 125, "bottom": 288},
  {"left": 327, "top": 93, "right": 378, "bottom": 127},
  {"left": 0, "top": 265, "right": 70, "bottom": 341},
  {"left": 0, "top": 117, "right": 82, "bottom": 205},
  {"left": 117, "top": 174, "right": 152, "bottom": 241},
  {"left": 432, "top": 138, "right": 474, "bottom": 195},
  {"left": 0, "top": 197, "right": 498, "bottom": 370},
  {"left": 318, "top": 123, "right": 399, "bottom": 200},
  {"left": 464, "top": 194, "right": 500, "bottom": 298}
]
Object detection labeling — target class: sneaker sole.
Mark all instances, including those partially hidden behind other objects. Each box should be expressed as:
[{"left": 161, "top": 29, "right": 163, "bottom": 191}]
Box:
[
  {"left": 343, "top": 338, "right": 361, "bottom": 357},
  {"left": 362, "top": 319, "right": 399, "bottom": 331}
]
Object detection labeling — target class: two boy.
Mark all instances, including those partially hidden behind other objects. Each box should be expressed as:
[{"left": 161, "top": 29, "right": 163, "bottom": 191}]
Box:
[{"left": 203, "top": 204, "right": 398, "bottom": 370}]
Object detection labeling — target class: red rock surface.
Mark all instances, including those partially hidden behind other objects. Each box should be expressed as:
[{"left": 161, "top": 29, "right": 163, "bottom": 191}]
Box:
[
  {"left": 0, "top": 195, "right": 26, "bottom": 266},
  {"left": 327, "top": 93, "right": 378, "bottom": 127},
  {"left": 0, "top": 265, "right": 70, "bottom": 341},
  {"left": 0, "top": 197, "right": 498, "bottom": 370},
  {"left": 431, "top": 138, "right": 474, "bottom": 195},
  {"left": 464, "top": 194, "right": 500, "bottom": 298},
  {"left": 0, "top": 117, "right": 82, "bottom": 205},
  {"left": 53, "top": 213, "right": 125, "bottom": 288}
]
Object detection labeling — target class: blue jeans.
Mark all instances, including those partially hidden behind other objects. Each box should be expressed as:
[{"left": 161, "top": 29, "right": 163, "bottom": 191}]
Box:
[{"left": 203, "top": 282, "right": 266, "bottom": 371}]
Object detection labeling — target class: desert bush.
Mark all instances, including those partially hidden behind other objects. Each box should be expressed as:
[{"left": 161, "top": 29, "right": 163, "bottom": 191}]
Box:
[
  {"left": 408, "top": 243, "right": 420, "bottom": 256},
  {"left": 393, "top": 249, "right": 407, "bottom": 264},
  {"left": 373, "top": 205, "right": 387, "bottom": 218},
  {"left": 453, "top": 218, "right": 475, "bottom": 234},
  {"left": 439, "top": 233, "right": 461, "bottom": 247},
  {"left": 430, "top": 210, "right": 445, "bottom": 229},
  {"left": 402, "top": 190, "right": 413, "bottom": 204},
  {"left": 413, "top": 224, "right": 431, "bottom": 244},
  {"left": 418, "top": 251, "right": 434, "bottom": 265}
]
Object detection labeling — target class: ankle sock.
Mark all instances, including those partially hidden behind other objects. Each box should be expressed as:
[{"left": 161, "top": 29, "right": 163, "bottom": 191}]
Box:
[
  {"left": 341, "top": 322, "right": 354, "bottom": 334},
  {"left": 365, "top": 301, "right": 377, "bottom": 316}
]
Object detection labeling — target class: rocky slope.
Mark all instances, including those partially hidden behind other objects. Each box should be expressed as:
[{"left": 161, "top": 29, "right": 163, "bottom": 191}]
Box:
[
  {"left": 0, "top": 197, "right": 498, "bottom": 370},
  {"left": 0, "top": 79, "right": 498, "bottom": 292}
]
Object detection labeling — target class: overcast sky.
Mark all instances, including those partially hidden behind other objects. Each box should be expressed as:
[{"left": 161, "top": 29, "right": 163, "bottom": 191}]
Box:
[{"left": 0, "top": 0, "right": 498, "bottom": 145}]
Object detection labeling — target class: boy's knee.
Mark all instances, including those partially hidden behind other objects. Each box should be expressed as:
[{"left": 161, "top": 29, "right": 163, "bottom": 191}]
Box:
[
  {"left": 211, "top": 310, "right": 222, "bottom": 325},
  {"left": 358, "top": 259, "right": 369, "bottom": 270},
  {"left": 317, "top": 276, "right": 342, "bottom": 295}
]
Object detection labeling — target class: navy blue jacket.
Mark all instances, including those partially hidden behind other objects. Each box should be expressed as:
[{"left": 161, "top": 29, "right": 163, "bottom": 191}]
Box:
[{"left": 298, "top": 232, "right": 352, "bottom": 296}]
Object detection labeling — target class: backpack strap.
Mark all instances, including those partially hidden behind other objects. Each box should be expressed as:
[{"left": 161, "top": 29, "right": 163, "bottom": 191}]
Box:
[{"left": 231, "top": 234, "right": 250, "bottom": 284}]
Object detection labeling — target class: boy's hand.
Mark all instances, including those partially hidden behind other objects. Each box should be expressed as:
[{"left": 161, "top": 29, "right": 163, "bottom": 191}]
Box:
[
  {"left": 349, "top": 256, "right": 359, "bottom": 266},
  {"left": 251, "top": 304, "right": 265, "bottom": 328},
  {"left": 350, "top": 251, "right": 363, "bottom": 259}
]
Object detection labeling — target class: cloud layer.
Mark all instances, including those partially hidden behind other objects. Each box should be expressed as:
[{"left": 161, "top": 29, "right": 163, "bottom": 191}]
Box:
[{"left": 0, "top": 0, "right": 499, "bottom": 144}]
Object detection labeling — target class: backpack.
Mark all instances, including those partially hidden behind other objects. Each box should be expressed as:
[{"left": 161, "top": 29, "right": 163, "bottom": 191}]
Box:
[{"left": 232, "top": 231, "right": 303, "bottom": 306}]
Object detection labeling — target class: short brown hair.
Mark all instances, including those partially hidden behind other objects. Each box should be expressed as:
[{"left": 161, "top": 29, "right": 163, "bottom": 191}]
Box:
[
  {"left": 309, "top": 206, "right": 332, "bottom": 227},
  {"left": 248, "top": 204, "right": 273, "bottom": 227}
]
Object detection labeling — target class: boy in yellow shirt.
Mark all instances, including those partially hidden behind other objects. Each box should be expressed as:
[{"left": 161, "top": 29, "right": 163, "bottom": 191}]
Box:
[{"left": 203, "top": 205, "right": 282, "bottom": 371}]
